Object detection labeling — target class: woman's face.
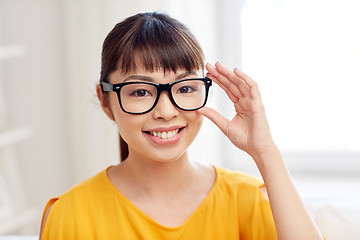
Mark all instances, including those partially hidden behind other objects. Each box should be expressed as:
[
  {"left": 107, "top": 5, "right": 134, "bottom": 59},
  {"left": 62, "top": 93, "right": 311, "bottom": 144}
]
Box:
[{"left": 105, "top": 66, "right": 204, "bottom": 164}]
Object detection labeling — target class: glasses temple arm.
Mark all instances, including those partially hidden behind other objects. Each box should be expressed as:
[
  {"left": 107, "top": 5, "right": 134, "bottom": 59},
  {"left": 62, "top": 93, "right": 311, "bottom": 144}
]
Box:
[{"left": 101, "top": 82, "right": 115, "bottom": 92}]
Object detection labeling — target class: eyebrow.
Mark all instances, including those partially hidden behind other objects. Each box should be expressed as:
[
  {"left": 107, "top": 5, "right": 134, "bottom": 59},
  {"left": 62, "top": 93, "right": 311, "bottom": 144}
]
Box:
[
  {"left": 175, "top": 71, "right": 198, "bottom": 80},
  {"left": 123, "top": 75, "right": 154, "bottom": 82},
  {"left": 123, "top": 71, "right": 198, "bottom": 83}
]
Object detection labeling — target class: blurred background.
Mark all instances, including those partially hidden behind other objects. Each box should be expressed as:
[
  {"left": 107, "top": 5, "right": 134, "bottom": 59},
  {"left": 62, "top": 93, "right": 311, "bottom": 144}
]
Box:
[{"left": 0, "top": 0, "right": 359, "bottom": 239}]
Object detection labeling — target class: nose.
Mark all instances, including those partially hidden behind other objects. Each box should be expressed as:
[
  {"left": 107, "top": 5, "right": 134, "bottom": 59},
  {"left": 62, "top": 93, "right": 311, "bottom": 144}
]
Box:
[{"left": 152, "top": 92, "right": 179, "bottom": 120}]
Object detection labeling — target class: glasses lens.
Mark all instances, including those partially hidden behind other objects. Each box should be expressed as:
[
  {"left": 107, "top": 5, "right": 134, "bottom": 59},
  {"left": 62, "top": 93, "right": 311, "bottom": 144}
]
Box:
[
  {"left": 172, "top": 80, "right": 206, "bottom": 110},
  {"left": 120, "top": 83, "right": 157, "bottom": 113}
]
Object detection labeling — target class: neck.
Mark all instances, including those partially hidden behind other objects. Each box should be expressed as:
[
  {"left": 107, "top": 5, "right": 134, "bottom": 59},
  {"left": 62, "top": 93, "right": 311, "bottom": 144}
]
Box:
[{"left": 117, "top": 150, "right": 197, "bottom": 196}]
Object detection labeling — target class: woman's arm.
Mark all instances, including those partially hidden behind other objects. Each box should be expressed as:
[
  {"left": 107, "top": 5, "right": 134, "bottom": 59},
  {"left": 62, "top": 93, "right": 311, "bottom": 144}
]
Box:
[
  {"left": 39, "top": 201, "right": 56, "bottom": 240},
  {"left": 198, "top": 62, "right": 323, "bottom": 240}
]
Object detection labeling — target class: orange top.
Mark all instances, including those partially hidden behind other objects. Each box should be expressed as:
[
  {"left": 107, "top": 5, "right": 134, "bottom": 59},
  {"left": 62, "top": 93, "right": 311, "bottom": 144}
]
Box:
[{"left": 41, "top": 166, "right": 278, "bottom": 239}]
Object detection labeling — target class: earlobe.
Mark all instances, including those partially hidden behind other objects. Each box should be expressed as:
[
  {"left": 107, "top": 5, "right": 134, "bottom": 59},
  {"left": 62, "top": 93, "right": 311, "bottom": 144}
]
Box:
[{"left": 96, "top": 84, "right": 115, "bottom": 121}]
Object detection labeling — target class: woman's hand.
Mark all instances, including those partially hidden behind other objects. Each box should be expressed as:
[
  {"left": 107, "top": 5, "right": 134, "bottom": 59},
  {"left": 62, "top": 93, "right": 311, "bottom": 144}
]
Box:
[
  {"left": 198, "top": 62, "right": 277, "bottom": 160},
  {"left": 199, "top": 62, "right": 324, "bottom": 240}
]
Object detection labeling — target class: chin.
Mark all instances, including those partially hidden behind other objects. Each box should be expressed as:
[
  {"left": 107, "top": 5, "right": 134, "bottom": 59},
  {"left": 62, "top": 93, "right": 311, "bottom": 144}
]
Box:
[
  {"left": 126, "top": 144, "right": 188, "bottom": 164},
  {"left": 147, "top": 149, "right": 187, "bottom": 164}
]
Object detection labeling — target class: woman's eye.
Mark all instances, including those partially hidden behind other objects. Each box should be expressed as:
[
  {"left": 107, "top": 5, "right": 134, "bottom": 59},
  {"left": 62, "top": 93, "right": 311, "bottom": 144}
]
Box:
[
  {"left": 177, "top": 86, "right": 195, "bottom": 94},
  {"left": 131, "top": 89, "right": 151, "bottom": 97}
]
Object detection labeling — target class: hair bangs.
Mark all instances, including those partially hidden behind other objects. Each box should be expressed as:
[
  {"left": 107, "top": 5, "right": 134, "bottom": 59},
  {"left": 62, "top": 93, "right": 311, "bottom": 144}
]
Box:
[{"left": 115, "top": 13, "right": 204, "bottom": 75}]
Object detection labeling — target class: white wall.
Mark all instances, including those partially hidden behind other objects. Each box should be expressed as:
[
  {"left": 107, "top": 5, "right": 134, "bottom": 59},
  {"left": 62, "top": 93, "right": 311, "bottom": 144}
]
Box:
[{"left": 1, "top": 0, "right": 71, "bottom": 217}]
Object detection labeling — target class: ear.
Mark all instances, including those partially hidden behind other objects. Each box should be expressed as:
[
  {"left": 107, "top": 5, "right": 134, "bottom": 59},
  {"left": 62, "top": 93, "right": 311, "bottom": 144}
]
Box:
[{"left": 96, "top": 84, "right": 115, "bottom": 121}]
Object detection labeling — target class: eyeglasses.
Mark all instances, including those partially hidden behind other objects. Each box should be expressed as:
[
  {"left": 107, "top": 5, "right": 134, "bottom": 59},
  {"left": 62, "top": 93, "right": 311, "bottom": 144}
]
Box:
[{"left": 101, "top": 77, "right": 212, "bottom": 114}]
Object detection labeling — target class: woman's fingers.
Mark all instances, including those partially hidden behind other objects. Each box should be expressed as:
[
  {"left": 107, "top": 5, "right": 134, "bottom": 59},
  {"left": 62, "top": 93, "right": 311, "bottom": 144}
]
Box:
[
  {"left": 206, "top": 73, "right": 238, "bottom": 103},
  {"left": 206, "top": 63, "right": 244, "bottom": 99},
  {"left": 197, "top": 107, "right": 229, "bottom": 135},
  {"left": 205, "top": 62, "right": 264, "bottom": 115},
  {"left": 233, "top": 67, "right": 261, "bottom": 99},
  {"left": 213, "top": 62, "right": 252, "bottom": 97}
]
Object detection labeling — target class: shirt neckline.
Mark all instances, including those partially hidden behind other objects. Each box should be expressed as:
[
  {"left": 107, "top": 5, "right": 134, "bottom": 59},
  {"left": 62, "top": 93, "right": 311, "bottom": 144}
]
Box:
[{"left": 102, "top": 164, "right": 220, "bottom": 231}]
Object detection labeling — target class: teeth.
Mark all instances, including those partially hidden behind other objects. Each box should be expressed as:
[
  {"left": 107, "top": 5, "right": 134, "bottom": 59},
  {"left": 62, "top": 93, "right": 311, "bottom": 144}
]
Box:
[
  {"left": 149, "top": 129, "right": 180, "bottom": 139},
  {"left": 168, "top": 131, "right": 173, "bottom": 138}
]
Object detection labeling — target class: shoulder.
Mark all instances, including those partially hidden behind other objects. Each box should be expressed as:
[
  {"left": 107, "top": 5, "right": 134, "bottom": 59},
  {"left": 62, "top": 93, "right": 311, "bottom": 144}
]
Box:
[
  {"left": 40, "top": 168, "right": 112, "bottom": 238},
  {"left": 43, "top": 168, "right": 111, "bottom": 220},
  {"left": 59, "top": 168, "right": 110, "bottom": 202},
  {"left": 215, "top": 167, "right": 264, "bottom": 188},
  {"left": 214, "top": 167, "right": 274, "bottom": 228},
  {"left": 214, "top": 167, "right": 268, "bottom": 203}
]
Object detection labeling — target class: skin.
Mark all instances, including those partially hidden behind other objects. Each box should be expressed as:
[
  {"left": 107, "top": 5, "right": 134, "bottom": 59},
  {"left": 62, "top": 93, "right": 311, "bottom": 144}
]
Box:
[{"left": 40, "top": 62, "right": 323, "bottom": 240}]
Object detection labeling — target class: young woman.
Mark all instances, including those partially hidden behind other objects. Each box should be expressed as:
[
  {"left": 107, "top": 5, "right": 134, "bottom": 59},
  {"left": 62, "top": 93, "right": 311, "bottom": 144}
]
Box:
[{"left": 40, "top": 12, "right": 324, "bottom": 240}]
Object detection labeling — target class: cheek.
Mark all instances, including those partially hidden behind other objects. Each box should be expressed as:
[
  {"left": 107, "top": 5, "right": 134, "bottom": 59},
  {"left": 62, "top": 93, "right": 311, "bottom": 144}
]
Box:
[
  {"left": 187, "top": 111, "right": 204, "bottom": 133},
  {"left": 115, "top": 117, "right": 145, "bottom": 148},
  {"left": 110, "top": 102, "right": 146, "bottom": 144},
  {"left": 113, "top": 112, "right": 143, "bottom": 135}
]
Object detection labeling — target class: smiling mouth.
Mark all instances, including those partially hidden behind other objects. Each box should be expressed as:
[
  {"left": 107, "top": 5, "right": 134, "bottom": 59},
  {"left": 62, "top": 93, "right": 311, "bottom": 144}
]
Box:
[{"left": 145, "top": 127, "right": 185, "bottom": 139}]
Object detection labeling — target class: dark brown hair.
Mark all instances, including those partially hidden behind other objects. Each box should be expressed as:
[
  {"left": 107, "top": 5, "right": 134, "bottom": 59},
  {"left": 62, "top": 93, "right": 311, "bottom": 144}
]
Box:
[{"left": 100, "top": 12, "right": 205, "bottom": 161}]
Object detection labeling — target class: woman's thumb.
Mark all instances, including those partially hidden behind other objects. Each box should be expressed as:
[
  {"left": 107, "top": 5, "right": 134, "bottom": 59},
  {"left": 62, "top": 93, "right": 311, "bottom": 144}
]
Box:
[{"left": 197, "top": 107, "right": 229, "bottom": 135}]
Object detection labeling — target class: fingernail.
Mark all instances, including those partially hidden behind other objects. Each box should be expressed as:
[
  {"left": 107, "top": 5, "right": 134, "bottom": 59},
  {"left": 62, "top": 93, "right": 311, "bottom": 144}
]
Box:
[{"left": 206, "top": 62, "right": 215, "bottom": 68}]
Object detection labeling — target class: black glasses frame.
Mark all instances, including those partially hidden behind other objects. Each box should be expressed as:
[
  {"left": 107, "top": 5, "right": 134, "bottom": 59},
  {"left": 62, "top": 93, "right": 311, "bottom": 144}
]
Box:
[{"left": 101, "top": 77, "right": 212, "bottom": 115}]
